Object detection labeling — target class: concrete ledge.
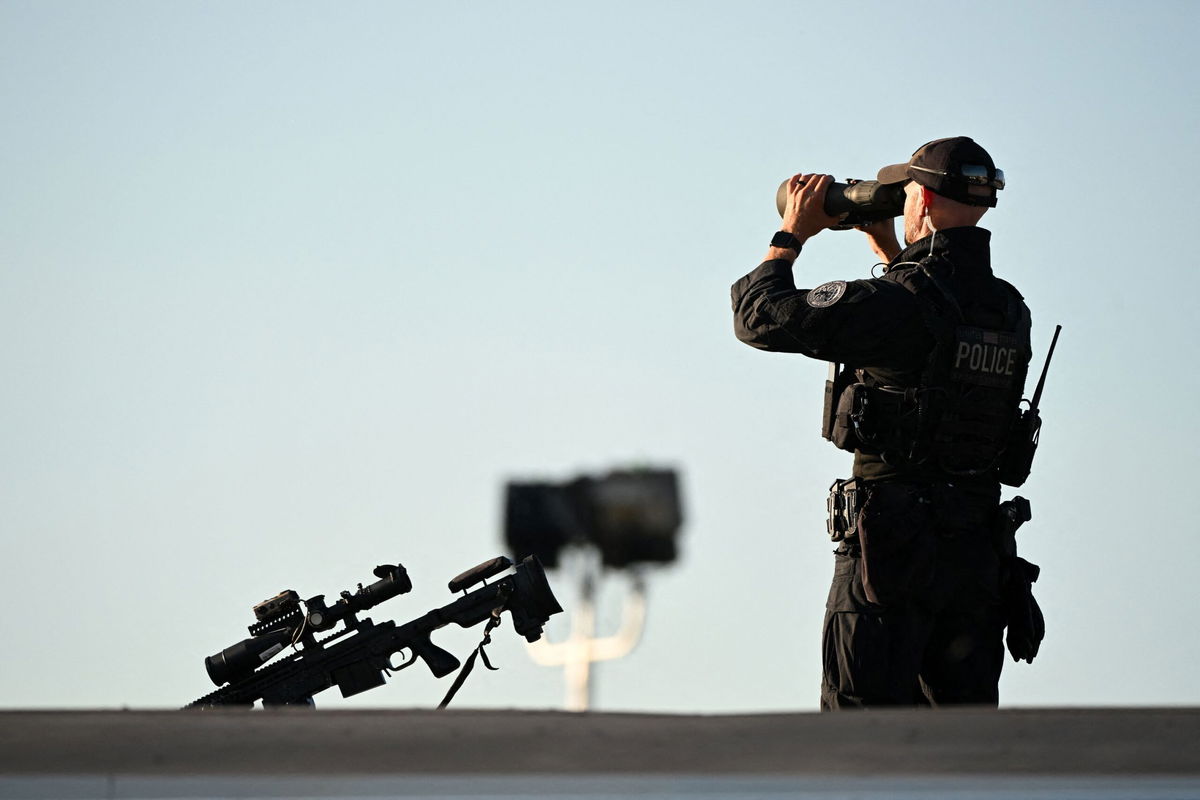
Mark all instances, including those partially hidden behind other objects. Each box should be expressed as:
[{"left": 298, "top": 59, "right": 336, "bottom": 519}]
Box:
[{"left": 1, "top": 708, "right": 1197, "bottom": 776}]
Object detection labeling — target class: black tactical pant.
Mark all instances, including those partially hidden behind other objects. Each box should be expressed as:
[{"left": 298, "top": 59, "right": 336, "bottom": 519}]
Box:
[{"left": 820, "top": 481, "right": 1005, "bottom": 710}]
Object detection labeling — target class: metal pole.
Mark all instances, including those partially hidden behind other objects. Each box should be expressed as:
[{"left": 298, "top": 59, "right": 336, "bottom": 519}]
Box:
[
  {"left": 564, "top": 557, "right": 596, "bottom": 711},
  {"left": 525, "top": 546, "right": 648, "bottom": 712}
]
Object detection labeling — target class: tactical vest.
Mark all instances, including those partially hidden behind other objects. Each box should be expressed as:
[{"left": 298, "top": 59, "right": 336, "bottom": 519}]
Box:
[{"left": 822, "top": 256, "right": 1032, "bottom": 483}]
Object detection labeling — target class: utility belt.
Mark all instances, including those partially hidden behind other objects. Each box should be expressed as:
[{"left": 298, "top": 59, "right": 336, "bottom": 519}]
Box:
[{"left": 825, "top": 477, "right": 993, "bottom": 542}]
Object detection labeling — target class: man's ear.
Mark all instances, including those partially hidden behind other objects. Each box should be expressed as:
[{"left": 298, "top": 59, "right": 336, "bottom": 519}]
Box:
[{"left": 921, "top": 187, "right": 935, "bottom": 217}]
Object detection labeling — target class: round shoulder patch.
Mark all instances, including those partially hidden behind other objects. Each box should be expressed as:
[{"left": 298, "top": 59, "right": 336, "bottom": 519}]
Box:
[{"left": 806, "top": 280, "right": 847, "bottom": 308}]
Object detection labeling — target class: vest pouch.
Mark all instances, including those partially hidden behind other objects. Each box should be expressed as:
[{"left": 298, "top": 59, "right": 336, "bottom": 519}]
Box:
[
  {"left": 822, "top": 364, "right": 858, "bottom": 443},
  {"left": 852, "top": 384, "right": 923, "bottom": 458},
  {"left": 829, "top": 383, "right": 865, "bottom": 452},
  {"left": 998, "top": 407, "right": 1041, "bottom": 487}
]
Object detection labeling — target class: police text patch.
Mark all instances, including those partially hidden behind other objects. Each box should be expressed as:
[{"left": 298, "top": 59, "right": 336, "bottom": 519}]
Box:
[
  {"left": 952, "top": 326, "right": 1023, "bottom": 388},
  {"left": 806, "top": 281, "right": 847, "bottom": 308}
]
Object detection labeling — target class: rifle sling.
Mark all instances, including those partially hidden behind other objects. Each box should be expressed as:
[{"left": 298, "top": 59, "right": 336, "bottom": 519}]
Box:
[{"left": 437, "top": 613, "right": 502, "bottom": 710}]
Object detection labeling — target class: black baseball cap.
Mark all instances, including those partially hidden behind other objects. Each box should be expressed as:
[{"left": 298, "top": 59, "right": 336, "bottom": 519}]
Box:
[{"left": 877, "top": 136, "right": 1004, "bottom": 207}]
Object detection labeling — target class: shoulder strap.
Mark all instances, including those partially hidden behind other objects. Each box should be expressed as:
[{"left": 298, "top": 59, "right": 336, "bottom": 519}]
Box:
[{"left": 919, "top": 262, "right": 965, "bottom": 323}]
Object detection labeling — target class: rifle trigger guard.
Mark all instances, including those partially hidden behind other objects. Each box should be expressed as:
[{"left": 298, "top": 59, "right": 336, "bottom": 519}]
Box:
[{"left": 386, "top": 650, "right": 415, "bottom": 672}]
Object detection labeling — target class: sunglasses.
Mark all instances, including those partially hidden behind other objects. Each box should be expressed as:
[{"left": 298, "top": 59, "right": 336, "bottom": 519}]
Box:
[{"left": 910, "top": 163, "right": 1006, "bottom": 190}]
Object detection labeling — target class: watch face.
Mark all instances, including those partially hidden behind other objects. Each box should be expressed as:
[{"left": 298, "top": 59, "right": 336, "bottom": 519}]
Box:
[{"left": 771, "top": 231, "right": 798, "bottom": 249}]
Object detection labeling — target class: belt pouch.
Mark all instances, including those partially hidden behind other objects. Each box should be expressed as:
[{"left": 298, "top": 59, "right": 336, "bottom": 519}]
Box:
[
  {"left": 826, "top": 478, "right": 861, "bottom": 541},
  {"left": 829, "top": 383, "right": 865, "bottom": 452}
]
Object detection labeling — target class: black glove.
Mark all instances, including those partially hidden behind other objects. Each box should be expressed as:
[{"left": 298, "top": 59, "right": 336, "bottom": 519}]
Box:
[{"left": 1003, "top": 556, "right": 1045, "bottom": 664}]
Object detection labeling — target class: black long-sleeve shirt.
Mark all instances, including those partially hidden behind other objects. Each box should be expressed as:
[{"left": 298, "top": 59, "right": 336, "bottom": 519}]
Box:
[{"left": 731, "top": 227, "right": 1015, "bottom": 482}]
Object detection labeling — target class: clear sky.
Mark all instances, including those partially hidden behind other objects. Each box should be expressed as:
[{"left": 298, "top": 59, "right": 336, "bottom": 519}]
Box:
[{"left": 2, "top": 0, "right": 1198, "bottom": 712}]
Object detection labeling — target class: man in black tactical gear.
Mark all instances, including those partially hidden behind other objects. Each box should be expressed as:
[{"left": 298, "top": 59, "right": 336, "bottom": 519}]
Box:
[{"left": 731, "top": 137, "right": 1039, "bottom": 709}]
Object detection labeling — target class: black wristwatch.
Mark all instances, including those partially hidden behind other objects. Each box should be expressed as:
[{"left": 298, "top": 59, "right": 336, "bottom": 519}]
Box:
[{"left": 770, "top": 230, "right": 803, "bottom": 252}]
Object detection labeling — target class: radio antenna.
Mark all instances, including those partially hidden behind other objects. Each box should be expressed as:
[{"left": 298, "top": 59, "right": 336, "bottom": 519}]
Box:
[{"left": 1030, "top": 325, "right": 1062, "bottom": 410}]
